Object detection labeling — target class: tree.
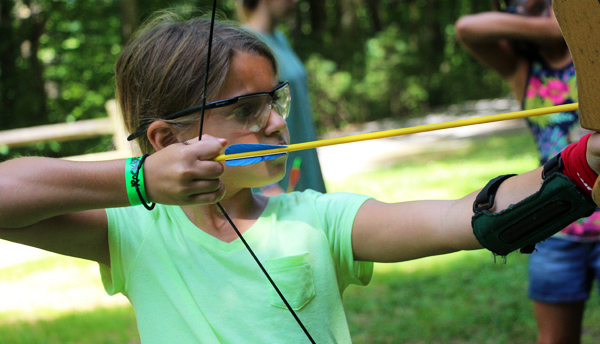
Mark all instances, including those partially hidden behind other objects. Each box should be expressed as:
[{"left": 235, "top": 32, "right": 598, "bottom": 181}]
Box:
[
  {"left": 0, "top": 0, "right": 49, "bottom": 129},
  {"left": 121, "top": 0, "right": 139, "bottom": 44}
]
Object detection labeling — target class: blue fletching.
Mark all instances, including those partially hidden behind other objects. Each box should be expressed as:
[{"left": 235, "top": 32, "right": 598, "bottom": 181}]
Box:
[{"left": 224, "top": 144, "right": 288, "bottom": 166}]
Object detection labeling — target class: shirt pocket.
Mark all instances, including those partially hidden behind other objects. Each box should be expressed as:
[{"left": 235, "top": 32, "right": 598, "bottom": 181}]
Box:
[{"left": 265, "top": 252, "right": 315, "bottom": 311}]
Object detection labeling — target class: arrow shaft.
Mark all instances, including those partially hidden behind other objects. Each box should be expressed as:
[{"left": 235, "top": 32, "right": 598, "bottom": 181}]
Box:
[{"left": 214, "top": 103, "right": 579, "bottom": 162}]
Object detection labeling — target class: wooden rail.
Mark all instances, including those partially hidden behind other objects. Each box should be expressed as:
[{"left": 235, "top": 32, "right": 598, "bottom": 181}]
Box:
[
  {"left": 0, "top": 100, "right": 138, "bottom": 161},
  {"left": 0, "top": 118, "right": 113, "bottom": 147}
]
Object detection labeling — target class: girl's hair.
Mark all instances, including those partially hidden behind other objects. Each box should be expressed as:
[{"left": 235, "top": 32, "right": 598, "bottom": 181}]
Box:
[{"left": 115, "top": 10, "right": 278, "bottom": 154}]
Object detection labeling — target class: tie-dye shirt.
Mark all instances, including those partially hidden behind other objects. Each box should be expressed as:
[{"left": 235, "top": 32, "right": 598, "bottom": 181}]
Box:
[{"left": 523, "top": 59, "right": 600, "bottom": 242}]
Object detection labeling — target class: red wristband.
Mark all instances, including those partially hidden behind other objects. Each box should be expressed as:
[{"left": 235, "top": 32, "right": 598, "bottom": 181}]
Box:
[{"left": 561, "top": 133, "right": 597, "bottom": 196}]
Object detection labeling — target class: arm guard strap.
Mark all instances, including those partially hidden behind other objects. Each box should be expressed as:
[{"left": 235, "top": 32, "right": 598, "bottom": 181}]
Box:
[{"left": 472, "top": 169, "right": 596, "bottom": 257}]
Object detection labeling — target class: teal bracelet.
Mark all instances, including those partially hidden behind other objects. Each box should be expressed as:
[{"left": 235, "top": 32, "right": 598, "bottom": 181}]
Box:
[{"left": 125, "top": 155, "right": 155, "bottom": 210}]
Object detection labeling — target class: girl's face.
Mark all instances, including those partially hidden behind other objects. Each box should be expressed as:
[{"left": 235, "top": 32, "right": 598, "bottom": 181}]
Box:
[{"left": 191, "top": 51, "right": 289, "bottom": 189}]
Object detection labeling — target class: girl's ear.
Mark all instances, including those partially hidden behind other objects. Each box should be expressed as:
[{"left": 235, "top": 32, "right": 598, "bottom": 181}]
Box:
[{"left": 147, "top": 121, "right": 181, "bottom": 151}]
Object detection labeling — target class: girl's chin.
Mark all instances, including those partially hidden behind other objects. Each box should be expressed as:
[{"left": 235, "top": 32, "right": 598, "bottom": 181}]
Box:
[
  {"left": 267, "top": 153, "right": 288, "bottom": 167},
  {"left": 226, "top": 155, "right": 287, "bottom": 188}
]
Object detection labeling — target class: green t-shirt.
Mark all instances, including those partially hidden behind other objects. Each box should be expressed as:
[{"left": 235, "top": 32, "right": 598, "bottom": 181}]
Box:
[{"left": 101, "top": 190, "right": 373, "bottom": 343}]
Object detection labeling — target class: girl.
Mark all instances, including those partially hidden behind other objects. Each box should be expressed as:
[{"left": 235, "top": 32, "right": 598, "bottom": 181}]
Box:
[{"left": 0, "top": 11, "right": 598, "bottom": 343}]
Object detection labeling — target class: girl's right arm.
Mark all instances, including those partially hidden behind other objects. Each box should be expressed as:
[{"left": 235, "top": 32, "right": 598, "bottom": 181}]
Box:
[
  {"left": 0, "top": 137, "right": 226, "bottom": 265},
  {"left": 0, "top": 158, "right": 127, "bottom": 266}
]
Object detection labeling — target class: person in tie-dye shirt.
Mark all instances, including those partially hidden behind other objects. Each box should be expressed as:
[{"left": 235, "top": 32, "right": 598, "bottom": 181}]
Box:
[{"left": 456, "top": 1, "right": 600, "bottom": 343}]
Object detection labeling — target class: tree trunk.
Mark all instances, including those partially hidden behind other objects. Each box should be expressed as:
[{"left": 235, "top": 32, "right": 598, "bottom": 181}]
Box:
[
  {"left": 121, "top": 0, "right": 138, "bottom": 44},
  {"left": 28, "top": 2, "right": 49, "bottom": 124},
  {"left": 365, "top": 0, "right": 382, "bottom": 33},
  {"left": 0, "top": 0, "right": 17, "bottom": 128},
  {"left": 307, "top": 0, "right": 326, "bottom": 33}
]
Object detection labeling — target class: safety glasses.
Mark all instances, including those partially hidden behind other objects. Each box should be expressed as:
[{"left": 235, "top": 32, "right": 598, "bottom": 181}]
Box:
[{"left": 127, "top": 82, "right": 290, "bottom": 141}]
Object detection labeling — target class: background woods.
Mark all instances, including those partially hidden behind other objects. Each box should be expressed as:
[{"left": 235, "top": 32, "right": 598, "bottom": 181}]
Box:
[{"left": 0, "top": 0, "right": 508, "bottom": 159}]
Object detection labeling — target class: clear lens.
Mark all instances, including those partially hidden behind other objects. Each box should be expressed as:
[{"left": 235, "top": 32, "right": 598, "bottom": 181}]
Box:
[
  {"left": 222, "top": 83, "right": 291, "bottom": 132},
  {"left": 275, "top": 84, "right": 291, "bottom": 120}
]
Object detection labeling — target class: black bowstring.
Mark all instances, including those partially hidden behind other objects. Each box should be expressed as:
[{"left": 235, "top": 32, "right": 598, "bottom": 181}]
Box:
[{"left": 197, "top": 1, "right": 315, "bottom": 342}]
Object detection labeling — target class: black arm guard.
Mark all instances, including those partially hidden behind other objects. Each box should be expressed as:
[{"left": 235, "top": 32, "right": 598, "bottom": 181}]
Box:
[{"left": 472, "top": 167, "right": 596, "bottom": 257}]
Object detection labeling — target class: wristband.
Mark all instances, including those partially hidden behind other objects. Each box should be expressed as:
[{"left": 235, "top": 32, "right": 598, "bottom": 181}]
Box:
[
  {"left": 125, "top": 155, "right": 156, "bottom": 210},
  {"left": 125, "top": 157, "right": 143, "bottom": 206},
  {"left": 560, "top": 133, "right": 597, "bottom": 196}
]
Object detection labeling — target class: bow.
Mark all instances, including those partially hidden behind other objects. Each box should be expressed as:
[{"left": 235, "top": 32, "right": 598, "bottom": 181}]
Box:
[
  {"left": 554, "top": 0, "right": 600, "bottom": 131},
  {"left": 553, "top": 0, "right": 600, "bottom": 203}
]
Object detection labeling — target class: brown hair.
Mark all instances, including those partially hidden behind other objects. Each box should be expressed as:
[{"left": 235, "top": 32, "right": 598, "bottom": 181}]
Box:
[{"left": 115, "top": 10, "right": 278, "bottom": 154}]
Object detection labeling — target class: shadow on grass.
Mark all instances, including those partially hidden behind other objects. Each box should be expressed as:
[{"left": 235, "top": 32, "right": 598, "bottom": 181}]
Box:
[
  {"left": 0, "top": 306, "right": 139, "bottom": 344},
  {"left": 344, "top": 250, "right": 600, "bottom": 344}
]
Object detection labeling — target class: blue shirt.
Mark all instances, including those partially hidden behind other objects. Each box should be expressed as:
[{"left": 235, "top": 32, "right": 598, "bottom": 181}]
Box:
[{"left": 253, "top": 29, "right": 327, "bottom": 193}]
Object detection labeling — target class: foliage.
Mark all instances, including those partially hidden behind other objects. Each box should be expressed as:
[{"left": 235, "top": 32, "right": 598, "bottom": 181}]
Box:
[
  {"left": 296, "top": 0, "right": 509, "bottom": 134},
  {"left": 1, "top": 0, "right": 510, "bottom": 158}
]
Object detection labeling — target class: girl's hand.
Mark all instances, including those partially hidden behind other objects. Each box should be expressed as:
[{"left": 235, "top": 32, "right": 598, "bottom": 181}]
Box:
[
  {"left": 585, "top": 133, "right": 600, "bottom": 204},
  {"left": 586, "top": 133, "right": 600, "bottom": 175},
  {"left": 143, "top": 135, "right": 227, "bottom": 205}
]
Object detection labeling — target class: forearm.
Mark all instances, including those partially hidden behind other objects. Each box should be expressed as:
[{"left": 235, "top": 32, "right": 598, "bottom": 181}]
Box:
[
  {"left": 432, "top": 169, "right": 543, "bottom": 254},
  {"left": 0, "top": 157, "right": 128, "bottom": 228},
  {"left": 353, "top": 198, "right": 479, "bottom": 263},
  {"left": 353, "top": 168, "right": 547, "bottom": 262}
]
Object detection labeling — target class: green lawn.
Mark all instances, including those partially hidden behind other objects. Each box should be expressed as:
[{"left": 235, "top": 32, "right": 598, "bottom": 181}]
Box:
[{"left": 1, "top": 130, "right": 599, "bottom": 343}]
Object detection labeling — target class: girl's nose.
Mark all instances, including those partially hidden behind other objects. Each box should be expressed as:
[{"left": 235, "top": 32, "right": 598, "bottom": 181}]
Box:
[{"left": 263, "top": 107, "right": 287, "bottom": 136}]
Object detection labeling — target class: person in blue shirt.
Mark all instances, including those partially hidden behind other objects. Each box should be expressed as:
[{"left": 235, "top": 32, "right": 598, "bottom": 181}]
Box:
[{"left": 237, "top": 0, "right": 327, "bottom": 195}]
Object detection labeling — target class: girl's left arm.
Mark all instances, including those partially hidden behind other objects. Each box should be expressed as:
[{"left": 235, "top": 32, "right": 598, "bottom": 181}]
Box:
[
  {"left": 351, "top": 167, "right": 544, "bottom": 262},
  {"left": 353, "top": 132, "right": 600, "bottom": 262}
]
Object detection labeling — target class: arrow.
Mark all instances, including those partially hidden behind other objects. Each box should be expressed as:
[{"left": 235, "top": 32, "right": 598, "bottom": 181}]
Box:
[
  {"left": 223, "top": 143, "right": 287, "bottom": 166},
  {"left": 216, "top": 103, "right": 579, "bottom": 165}
]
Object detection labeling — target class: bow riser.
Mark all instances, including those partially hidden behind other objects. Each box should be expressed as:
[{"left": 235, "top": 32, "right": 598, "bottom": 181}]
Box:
[{"left": 554, "top": 0, "right": 600, "bottom": 131}]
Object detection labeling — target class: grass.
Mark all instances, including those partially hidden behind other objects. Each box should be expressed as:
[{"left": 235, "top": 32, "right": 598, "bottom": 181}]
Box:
[
  {"left": 1, "top": 130, "right": 599, "bottom": 343},
  {"left": 343, "top": 252, "right": 535, "bottom": 344},
  {"left": 0, "top": 307, "right": 138, "bottom": 344},
  {"left": 0, "top": 248, "right": 138, "bottom": 343},
  {"left": 326, "top": 132, "right": 540, "bottom": 202}
]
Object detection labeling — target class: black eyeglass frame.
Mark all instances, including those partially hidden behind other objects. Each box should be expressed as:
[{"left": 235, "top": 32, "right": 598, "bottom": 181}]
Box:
[{"left": 127, "top": 81, "right": 290, "bottom": 141}]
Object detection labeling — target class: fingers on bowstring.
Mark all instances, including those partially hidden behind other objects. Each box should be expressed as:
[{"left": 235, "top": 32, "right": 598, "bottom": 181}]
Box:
[
  {"left": 191, "top": 159, "right": 224, "bottom": 180},
  {"left": 182, "top": 135, "right": 228, "bottom": 161}
]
